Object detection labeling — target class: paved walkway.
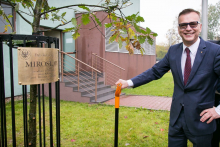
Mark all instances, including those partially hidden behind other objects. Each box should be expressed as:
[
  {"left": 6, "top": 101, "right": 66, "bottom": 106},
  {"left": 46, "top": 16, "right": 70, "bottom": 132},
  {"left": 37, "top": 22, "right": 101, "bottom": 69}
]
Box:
[{"left": 105, "top": 95, "right": 172, "bottom": 111}]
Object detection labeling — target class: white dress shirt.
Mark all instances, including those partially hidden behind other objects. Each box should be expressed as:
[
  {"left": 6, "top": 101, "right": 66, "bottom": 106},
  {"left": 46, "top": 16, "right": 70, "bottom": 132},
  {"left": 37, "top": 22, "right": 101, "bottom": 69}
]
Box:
[
  {"left": 127, "top": 37, "right": 220, "bottom": 115},
  {"left": 181, "top": 38, "right": 200, "bottom": 80}
]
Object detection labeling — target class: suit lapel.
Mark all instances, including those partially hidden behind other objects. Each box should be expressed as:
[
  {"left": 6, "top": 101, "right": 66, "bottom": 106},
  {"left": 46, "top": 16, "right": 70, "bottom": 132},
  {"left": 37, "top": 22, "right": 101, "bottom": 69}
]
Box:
[
  {"left": 185, "top": 38, "right": 207, "bottom": 86},
  {"left": 176, "top": 43, "right": 184, "bottom": 87}
]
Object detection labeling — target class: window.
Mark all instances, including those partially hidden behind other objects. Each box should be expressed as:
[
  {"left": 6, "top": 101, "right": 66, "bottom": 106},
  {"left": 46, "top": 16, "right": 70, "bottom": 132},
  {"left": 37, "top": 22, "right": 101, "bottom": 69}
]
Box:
[
  {"left": 105, "top": 26, "right": 155, "bottom": 55},
  {"left": 0, "top": 3, "right": 14, "bottom": 33}
]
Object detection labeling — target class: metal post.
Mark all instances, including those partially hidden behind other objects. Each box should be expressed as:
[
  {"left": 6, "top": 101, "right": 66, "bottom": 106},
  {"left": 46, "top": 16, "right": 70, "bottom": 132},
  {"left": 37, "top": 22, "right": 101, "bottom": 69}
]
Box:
[
  {"left": 23, "top": 85, "right": 28, "bottom": 147},
  {"left": 202, "top": 0, "right": 208, "bottom": 40},
  {"left": 104, "top": 62, "right": 106, "bottom": 85},
  {"left": 114, "top": 84, "right": 122, "bottom": 147},
  {"left": 78, "top": 62, "right": 80, "bottom": 91},
  {"left": 95, "top": 72, "right": 97, "bottom": 102},
  {"left": 55, "top": 81, "right": 60, "bottom": 147},
  {"left": 0, "top": 36, "right": 7, "bottom": 147},
  {"left": 114, "top": 108, "right": 119, "bottom": 147},
  {"left": 92, "top": 54, "right": 93, "bottom": 78},
  {"left": 38, "top": 85, "right": 42, "bottom": 147},
  {"left": 9, "top": 35, "right": 16, "bottom": 147},
  {"left": 42, "top": 84, "right": 46, "bottom": 147},
  {"left": 48, "top": 36, "right": 53, "bottom": 147},
  {"left": 55, "top": 38, "right": 60, "bottom": 147},
  {"left": 49, "top": 83, "right": 53, "bottom": 147}
]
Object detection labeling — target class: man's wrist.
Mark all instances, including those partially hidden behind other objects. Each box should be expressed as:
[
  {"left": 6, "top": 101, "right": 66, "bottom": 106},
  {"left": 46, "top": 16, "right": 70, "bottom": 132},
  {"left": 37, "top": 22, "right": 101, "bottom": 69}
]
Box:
[
  {"left": 215, "top": 105, "right": 220, "bottom": 116},
  {"left": 127, "top": 80, "right": 134, "bottom": 87}
]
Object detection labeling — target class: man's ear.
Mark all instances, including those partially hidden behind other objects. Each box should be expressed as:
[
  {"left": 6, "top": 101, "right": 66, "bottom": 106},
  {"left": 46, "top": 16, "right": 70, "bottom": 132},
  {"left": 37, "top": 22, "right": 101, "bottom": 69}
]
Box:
[{"left": 199, "top": 23, "right": 202, "bottom": 32}]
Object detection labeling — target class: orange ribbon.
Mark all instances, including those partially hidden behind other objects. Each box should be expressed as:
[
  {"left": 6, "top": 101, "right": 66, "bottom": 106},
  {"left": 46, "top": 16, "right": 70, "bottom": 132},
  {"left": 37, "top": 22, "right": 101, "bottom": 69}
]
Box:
[{"left": 115, "top": 83, "right": 122, "bottom": 108}]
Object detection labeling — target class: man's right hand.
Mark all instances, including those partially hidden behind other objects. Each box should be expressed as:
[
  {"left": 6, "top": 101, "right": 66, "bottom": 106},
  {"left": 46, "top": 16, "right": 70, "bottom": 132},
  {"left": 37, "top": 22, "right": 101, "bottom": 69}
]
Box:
[{"left": 115, "top": 79, "right": 129, "bottom": 89}]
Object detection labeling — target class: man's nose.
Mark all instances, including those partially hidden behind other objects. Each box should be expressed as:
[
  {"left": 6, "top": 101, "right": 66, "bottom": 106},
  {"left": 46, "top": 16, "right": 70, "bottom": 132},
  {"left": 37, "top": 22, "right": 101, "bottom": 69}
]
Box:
[{"left": 185, "top": 24, "right": 192, "bottom": 30}]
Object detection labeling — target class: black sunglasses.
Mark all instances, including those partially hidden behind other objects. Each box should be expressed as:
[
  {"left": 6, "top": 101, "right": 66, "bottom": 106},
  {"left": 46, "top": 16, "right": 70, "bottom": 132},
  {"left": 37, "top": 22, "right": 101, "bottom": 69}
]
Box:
[{"left": 178, "top": 21, "right": 200, "bottom": 30}]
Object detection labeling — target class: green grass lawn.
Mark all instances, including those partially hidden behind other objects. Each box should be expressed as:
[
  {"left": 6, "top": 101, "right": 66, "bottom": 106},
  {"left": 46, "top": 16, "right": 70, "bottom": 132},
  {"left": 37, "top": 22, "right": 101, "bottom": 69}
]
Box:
[
  {"left": 122, "top": 72, "right": 174, "bottom": 97},
  {"left": 5, "top": 99, "right": 169, "bottom": 147},
  {"left": 5, "top": 72, "right": 194, "bottom": 146}
]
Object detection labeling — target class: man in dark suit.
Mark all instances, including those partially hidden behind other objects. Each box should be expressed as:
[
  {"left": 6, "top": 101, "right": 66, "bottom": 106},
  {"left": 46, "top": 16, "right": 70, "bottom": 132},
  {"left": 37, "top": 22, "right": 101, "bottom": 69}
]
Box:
[
  {"left": 208, "top": 41, "right": 220, "bottom": 147},
  {"left": 212, "top": 84, "right": 220, "bottom": 147},
  {"left": 116, "top": 9, "right": 220, "bottom": 147}
]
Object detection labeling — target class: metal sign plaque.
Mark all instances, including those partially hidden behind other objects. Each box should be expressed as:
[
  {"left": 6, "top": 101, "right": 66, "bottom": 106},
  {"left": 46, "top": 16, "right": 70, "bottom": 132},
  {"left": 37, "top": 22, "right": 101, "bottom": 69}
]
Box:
[{"left": 18, "top": 47, "right": 59, "bottom": 85}]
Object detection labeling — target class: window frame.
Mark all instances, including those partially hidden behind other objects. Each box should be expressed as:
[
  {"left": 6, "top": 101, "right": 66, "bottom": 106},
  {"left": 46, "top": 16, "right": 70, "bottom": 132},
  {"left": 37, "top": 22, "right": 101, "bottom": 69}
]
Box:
[{"left": 0, "top": 1, "right": 16, "bottom": 34}]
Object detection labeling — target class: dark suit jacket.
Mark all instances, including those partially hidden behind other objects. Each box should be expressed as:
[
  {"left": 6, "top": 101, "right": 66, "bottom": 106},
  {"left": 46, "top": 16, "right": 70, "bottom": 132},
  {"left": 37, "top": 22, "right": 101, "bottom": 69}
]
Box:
[{"left": 131, "top": 37, "right": 220, "bottom": 136}]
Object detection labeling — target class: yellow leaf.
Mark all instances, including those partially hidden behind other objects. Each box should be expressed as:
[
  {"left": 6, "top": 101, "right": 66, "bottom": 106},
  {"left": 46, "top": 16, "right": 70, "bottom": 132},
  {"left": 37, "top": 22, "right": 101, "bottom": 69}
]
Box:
[
  {"left": 125, "top": 42, "right": 134, "bottom": 54},
  {"left": 115, "top": 22, "right": 122, "bottom": 27},
  {"left": 7, "top": 24, "right": 12, "bottom": 29},
  {"left": 61, "top": 20, "right": 65, "bottom": 24},
  {"left": 120, "top": 36, "right": 127, "bottom": 42},
  {"left": 128, "top": 28, "right": 135, "bottom": 39},
  {"left": 126, "top": 24, "right": 131, "bottom": 28},
  {"left": 3, "top": 27, "right": 7, "bottom": 33}
]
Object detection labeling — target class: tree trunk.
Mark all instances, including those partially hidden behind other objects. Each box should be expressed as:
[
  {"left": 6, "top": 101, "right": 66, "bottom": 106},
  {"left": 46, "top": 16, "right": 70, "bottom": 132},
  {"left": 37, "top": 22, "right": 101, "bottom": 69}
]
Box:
[
  {"left": 28, "top": 85, "right": 37, "bottom": 146},
  {"left": 28, "top": 1, "right": 43, "bottom": 146}
]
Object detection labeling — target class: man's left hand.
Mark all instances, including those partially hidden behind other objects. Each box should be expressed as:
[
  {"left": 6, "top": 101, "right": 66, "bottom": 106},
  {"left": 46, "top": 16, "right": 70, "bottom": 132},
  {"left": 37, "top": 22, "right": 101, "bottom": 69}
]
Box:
[{"left": 200, "top": 107, "right": 220, "bottom": 124}]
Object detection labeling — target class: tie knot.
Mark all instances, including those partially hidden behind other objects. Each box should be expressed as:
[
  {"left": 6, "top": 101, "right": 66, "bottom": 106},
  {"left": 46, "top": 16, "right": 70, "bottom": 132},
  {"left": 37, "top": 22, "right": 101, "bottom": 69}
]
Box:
[{"left": 185, "top": 48, "right": 190, "bottom": 54}]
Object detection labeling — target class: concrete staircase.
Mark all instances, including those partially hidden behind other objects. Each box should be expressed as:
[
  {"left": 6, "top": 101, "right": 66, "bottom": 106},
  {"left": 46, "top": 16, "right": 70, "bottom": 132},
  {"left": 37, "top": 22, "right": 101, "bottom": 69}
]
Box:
[{"left": 60, "top": 73, "right": 124, "bottom": 103}]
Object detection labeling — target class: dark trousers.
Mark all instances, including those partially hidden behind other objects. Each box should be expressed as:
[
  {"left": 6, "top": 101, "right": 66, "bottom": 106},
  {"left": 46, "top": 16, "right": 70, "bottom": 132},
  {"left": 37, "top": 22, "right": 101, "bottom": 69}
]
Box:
[
  {"left": 168, "top": 108, "right": 213, "bottom": 147},
  {"left": 211, "top": 93, "right": 220, "bottom": 147}
]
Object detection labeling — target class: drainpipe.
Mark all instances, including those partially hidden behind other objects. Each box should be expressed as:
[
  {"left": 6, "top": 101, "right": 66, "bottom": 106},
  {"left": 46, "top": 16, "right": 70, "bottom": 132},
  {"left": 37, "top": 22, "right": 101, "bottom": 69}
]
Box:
[{"left": 202, "top": 0, "right": 208, "bottom": 41}]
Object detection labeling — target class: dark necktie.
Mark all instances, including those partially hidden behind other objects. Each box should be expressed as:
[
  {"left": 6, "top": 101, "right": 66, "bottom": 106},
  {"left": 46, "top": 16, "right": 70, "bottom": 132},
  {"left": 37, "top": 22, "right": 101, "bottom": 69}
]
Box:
[{"left": 184, "top": 48, "right": 191, "bottom": 85}]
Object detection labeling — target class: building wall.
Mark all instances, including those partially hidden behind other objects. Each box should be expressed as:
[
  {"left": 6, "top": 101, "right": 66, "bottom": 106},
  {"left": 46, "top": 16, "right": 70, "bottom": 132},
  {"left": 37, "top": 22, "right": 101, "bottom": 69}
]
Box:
[
  {"left": 76, "top": 11, "right": 156, "bottom": 80},
  {"left": 3, "top": 0, "right": 141, "bottom": 97}
]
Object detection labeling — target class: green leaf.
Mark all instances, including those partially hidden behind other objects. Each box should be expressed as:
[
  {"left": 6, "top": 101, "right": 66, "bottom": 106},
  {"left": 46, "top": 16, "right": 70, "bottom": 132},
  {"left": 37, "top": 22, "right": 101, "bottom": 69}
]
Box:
[
  {"left": 15, "top": 4, "right": 19, "bottom": 11},
  {"left": 146, "top": 27, "right": 151, "bottom": 34},
  {"left": 71, "top": 18, "right": 77, "bottom": 26},
  {"left": 92, "top": 14, "right": 102, "bottom": 27},
  {"left": 61, "top": 12, "right": 66, "bottom": 18},
  {"left": 141, "top": 29, "right": 146, "bottom": 34},
  {"left": 81, "top": 14, "right": 90, "bottom": 25},
  {"left": 105, "top": 23, "right": 112, "bottom": 28},
  {"left": 72, "top": 31, "right": 80, "bottom": 40},
  {"left": 134, "top": 23, "right": 142, "bottom": 33},
  {"left": 78, "top": 5, "right": 90, "bottom": 12},
  {"left": 138, "top": 36, "right": 147, "bottom": 44},
  {"left": 147, "top": 36, "right": 154, "bottom": 45},
  {"left": 136, "top": 16, "right": 144, "bottom": 23},
  {"left": 110, "top": 13, "right": 117, "bottom": 21},
  {"left": 152, "top": 33, "right": 158, "bottom": 37},
  {"left": 118, "top": 37, "right": 122, "bottom": 49},
  {"left": 126, "top": 15, "right": 132, "bottom": 21},
  {"left": 109, "top": 33, "right": 117, "bottom": 44},
  {"left": 121, "top": 27, "right": 127, "bottom": 33},
  {"left": 45, "top": 13, "right": 49, "bottom": 20},
  {"left": 140, "top": 47, "right": 145, "bottom": 55},
  {"left": 63, "top": 27, "right": 75, "bottom": 32}
]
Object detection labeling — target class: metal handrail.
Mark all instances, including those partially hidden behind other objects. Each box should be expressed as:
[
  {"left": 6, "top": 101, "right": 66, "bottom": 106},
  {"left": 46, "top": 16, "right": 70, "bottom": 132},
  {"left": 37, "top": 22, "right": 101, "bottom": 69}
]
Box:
[
  {"left": 61, "top": 51, "right": 101, "bottom": 73},
  {"left": 92, "top": 53, "right": 125, "bottom": 70},
  {"left": 60, "top": 51, "right": 101, "bottom": 102},
  {"left": 92, "top": 53, "right": 125, "bottom": 86}
]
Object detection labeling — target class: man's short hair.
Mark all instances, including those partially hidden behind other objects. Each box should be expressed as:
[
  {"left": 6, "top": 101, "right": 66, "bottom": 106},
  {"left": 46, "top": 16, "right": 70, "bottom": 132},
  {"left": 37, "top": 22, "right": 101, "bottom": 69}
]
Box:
[{"left": 178, "top": 8, "right": 200, "bottom": 18}]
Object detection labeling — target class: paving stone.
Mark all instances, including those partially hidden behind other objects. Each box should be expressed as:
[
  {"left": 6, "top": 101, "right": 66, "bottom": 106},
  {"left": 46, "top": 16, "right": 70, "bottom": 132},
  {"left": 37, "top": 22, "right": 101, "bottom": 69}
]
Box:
[{"left": 105, "top": 95, "right": 172, "bottom": 111}]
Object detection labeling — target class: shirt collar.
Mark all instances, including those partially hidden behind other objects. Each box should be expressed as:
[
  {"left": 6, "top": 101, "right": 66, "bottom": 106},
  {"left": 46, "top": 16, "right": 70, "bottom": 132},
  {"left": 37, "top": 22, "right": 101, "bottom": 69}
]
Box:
[{"left": 182, "top": 37, "right": 200, "bottom": 55}]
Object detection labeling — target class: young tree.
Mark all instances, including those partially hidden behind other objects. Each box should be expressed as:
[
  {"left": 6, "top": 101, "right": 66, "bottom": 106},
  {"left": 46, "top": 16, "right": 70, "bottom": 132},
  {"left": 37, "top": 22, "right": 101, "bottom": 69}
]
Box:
[
  {"left": 166, "top": 16, "right": 182, "bottom": 46},
  {"left": 0, "top": 0, "right": 157, "bottom": 146},
  {"left": 208, "top": 1, "right": 220, "bottom": 40}
]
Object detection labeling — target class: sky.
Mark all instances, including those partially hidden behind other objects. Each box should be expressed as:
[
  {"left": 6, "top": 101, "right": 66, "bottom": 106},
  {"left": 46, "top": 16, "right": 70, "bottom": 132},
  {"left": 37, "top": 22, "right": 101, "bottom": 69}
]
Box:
[{"left": 140, "top": 0, "right": 220, "bottom": 45}]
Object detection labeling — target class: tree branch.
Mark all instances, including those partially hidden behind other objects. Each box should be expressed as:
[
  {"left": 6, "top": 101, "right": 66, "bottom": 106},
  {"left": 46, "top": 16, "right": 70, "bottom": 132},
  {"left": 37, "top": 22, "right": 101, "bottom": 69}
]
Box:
[
  {"left": 18, "top": 9, "right": 34, "bottom": 17},
  {"left": 89, "top": 14, "right": 108, "bottom": 30},
  {"left": 6, "top": 0, "right": 32, "bottom": 25},
  {"left": 89, "top": 16, "right": 105, "bottom": 37},
  {"left": 40, "top": 4, "right": 116, "bottom": 16}
]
